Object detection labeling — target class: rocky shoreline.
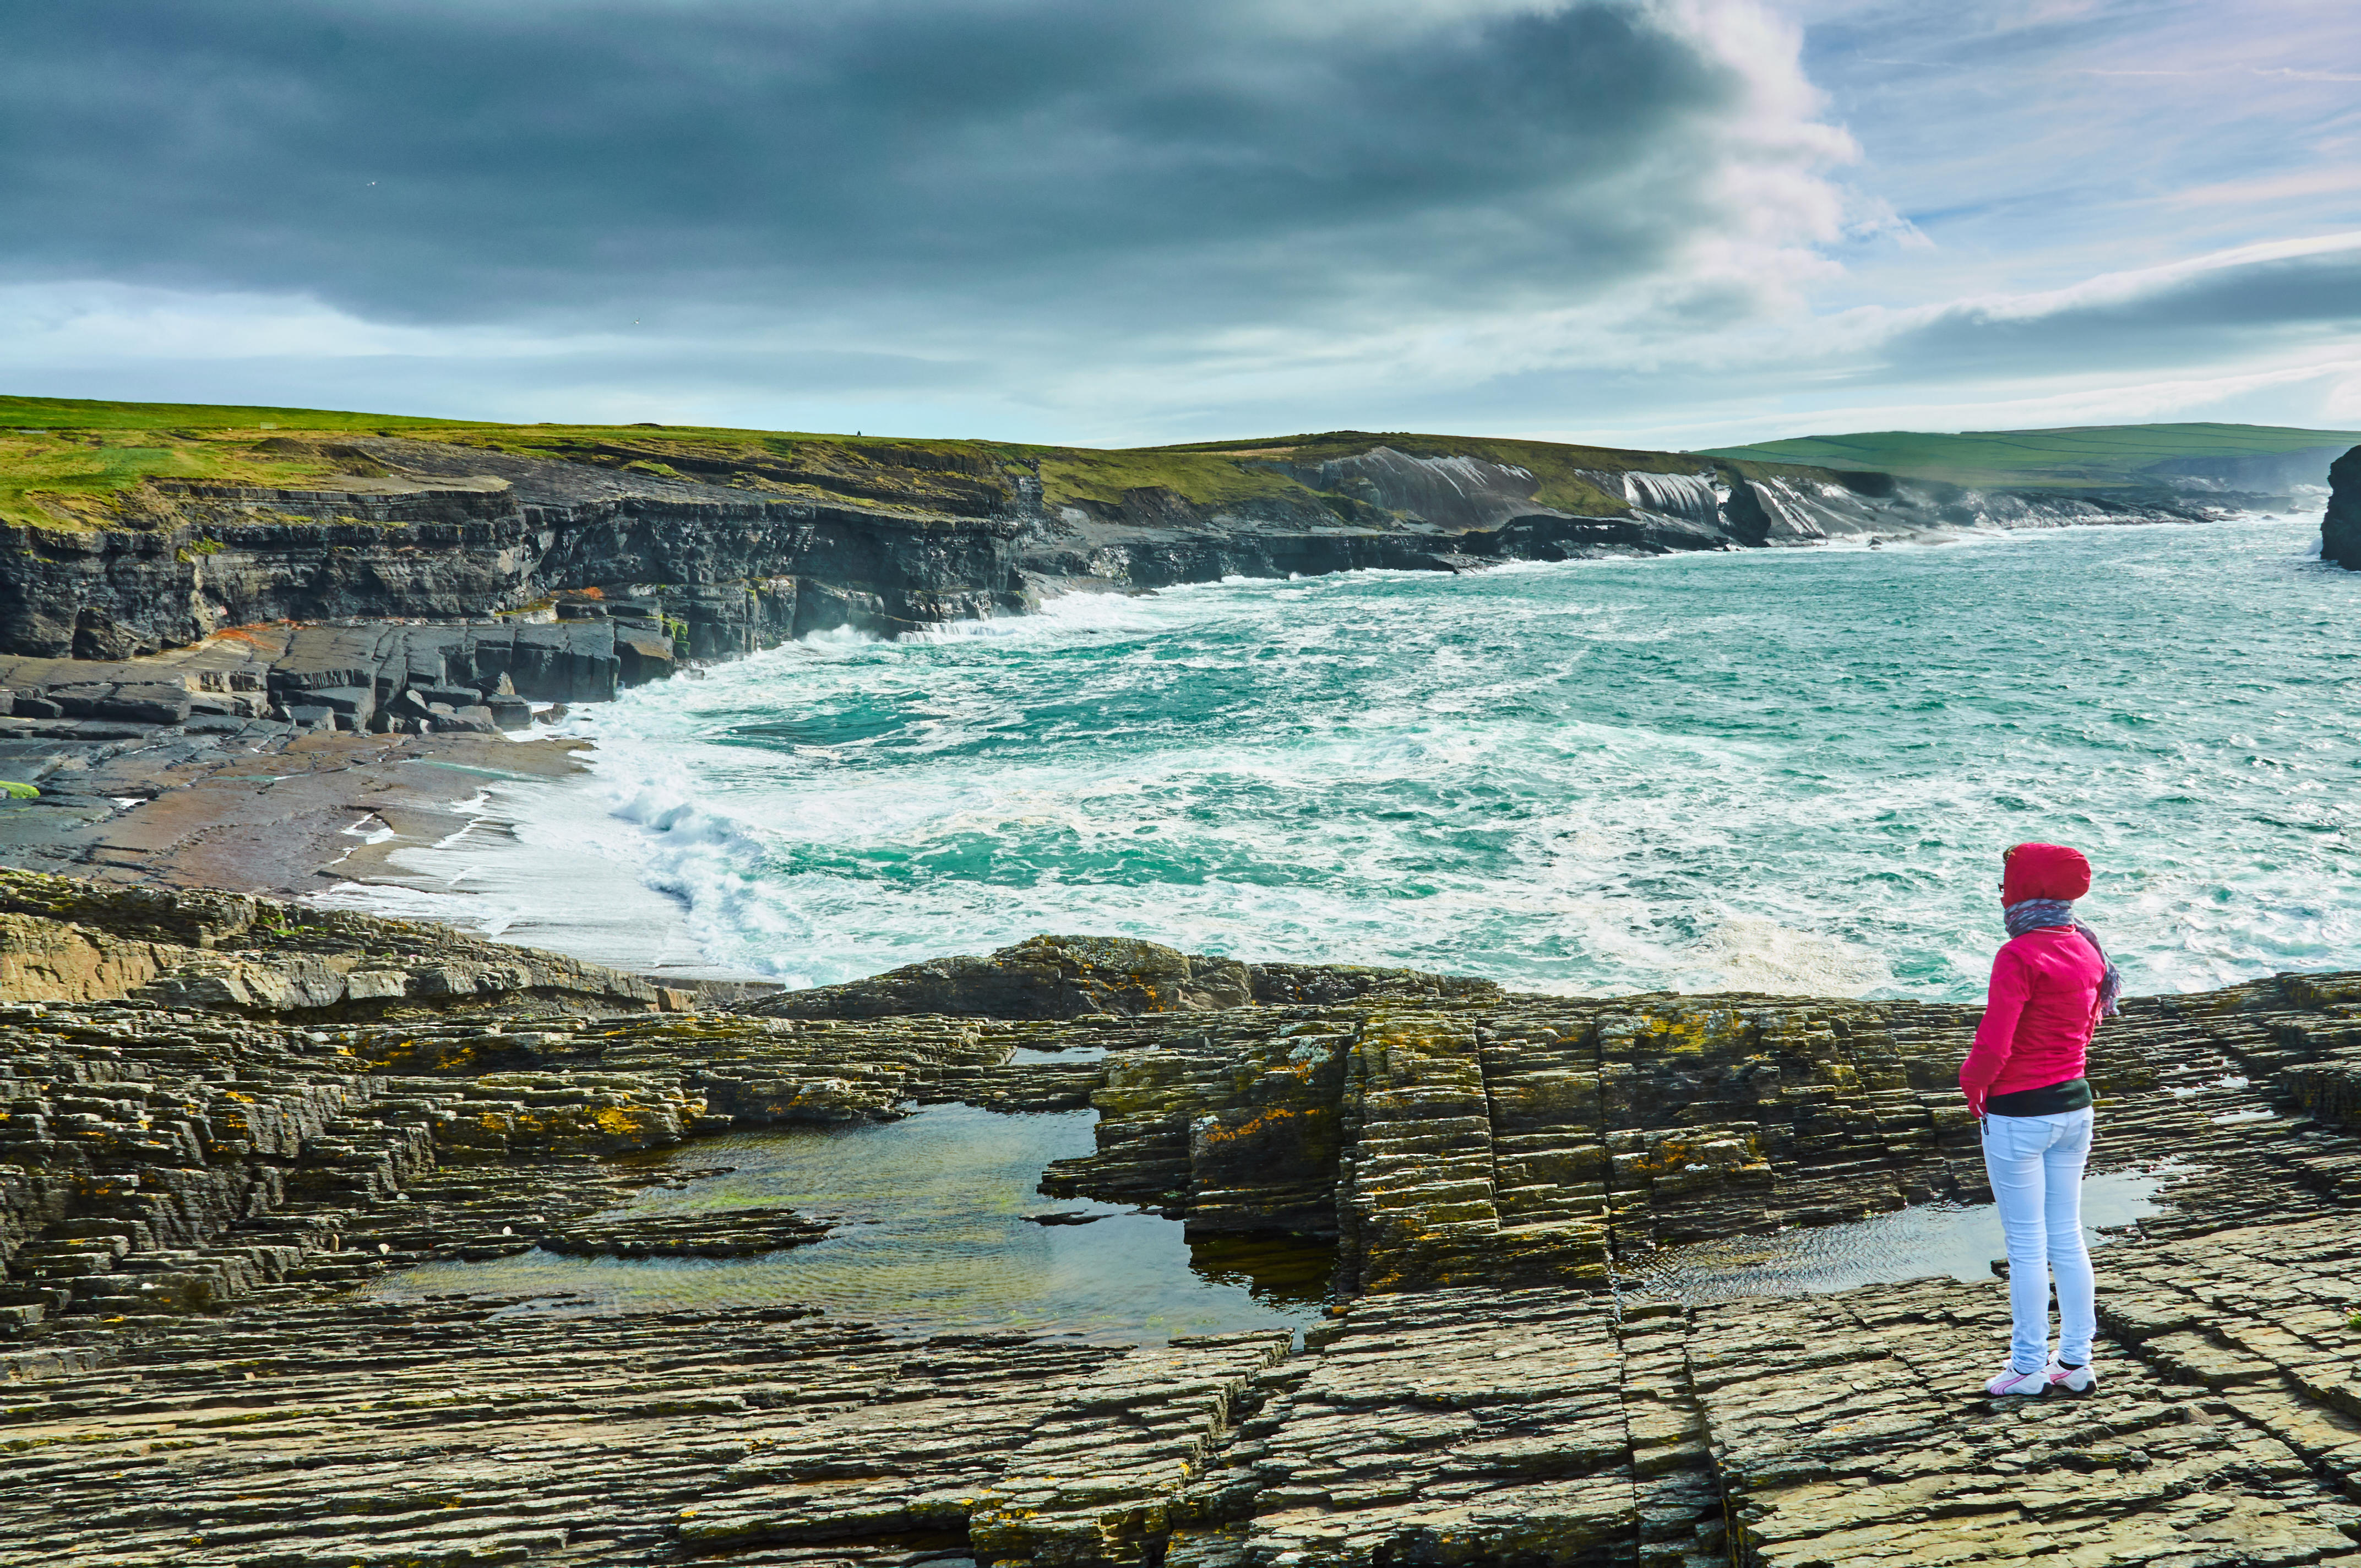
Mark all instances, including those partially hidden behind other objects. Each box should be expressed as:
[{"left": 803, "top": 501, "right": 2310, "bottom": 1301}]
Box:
[
  {"left": 4, "top": 417, "right": 2356, "bottom": 1565},
  {"left": 4, "top": 891, "right": 2360, "bottom": 1566},
  {"left": 0, "top": 426, "right": 2276, "bottom": 902},
  {"left": 4, "top": 432, "right": 2245, "bottom": 664}
]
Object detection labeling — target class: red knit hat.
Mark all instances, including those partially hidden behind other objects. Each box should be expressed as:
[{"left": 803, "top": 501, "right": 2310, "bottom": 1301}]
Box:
[{"left": 2001, "top": 842, "right": 2093, "bottom": 905}]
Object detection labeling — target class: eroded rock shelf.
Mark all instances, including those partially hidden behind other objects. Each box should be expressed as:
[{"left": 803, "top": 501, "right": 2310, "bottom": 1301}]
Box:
[{"left": 3, "top": 891, "right": 2360, "bottom": 1566}]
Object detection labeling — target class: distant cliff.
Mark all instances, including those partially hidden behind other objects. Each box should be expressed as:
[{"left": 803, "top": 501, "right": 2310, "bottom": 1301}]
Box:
[
  {"left": 2325, "top": 445, "right": 2361, "bottom": 570},
  {"left": 0, "top": 412, "right": 2227, "bottom": 658}
]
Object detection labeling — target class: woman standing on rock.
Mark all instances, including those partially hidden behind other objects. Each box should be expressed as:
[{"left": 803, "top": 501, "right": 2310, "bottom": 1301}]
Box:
[{"left": 1959, "top": 841, "right": 2124, "bottom": 1397}]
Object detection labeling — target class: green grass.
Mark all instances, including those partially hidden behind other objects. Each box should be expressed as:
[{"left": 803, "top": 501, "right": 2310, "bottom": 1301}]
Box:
[
  {"left": 3, "top": 394, "right": 1765, "bottom": 528},
  {"left": 0, "top": 393, "right": 467, "bottom": 433},
  {"left": 1696, "top": 423, "right": 2361, "bottom": 489},
  {"left": 13, "top": 390, "right": 2347, "bottom": 531},
  {"left": 0, "top": 427, "right": 405, "bottom": 528},
  {"left": 1033, "top": 447, "right": 1317, "bottom": 513}
]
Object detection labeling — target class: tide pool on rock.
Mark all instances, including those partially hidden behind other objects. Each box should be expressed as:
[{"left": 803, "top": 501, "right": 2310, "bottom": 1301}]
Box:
[
  {"left": 319, "top": 510, "right": 2357, "bottom": 1000},
  {"left": 361, "top": 1103, "right": 1331, "bottom": 1344},
  {"left": 1629, "top": 1164, "right": 2173, "bottom": 1304}
]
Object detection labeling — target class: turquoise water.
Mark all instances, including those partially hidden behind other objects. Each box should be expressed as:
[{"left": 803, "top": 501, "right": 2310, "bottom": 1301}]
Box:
[{"left": 347, "top": 514, "right": 2357, "bottom": 1000}]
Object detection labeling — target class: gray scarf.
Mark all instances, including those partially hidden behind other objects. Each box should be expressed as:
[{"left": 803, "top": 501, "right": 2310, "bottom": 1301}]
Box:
[{"left": 2004, "top": 897, "right": 2123, "bottom": 1017}]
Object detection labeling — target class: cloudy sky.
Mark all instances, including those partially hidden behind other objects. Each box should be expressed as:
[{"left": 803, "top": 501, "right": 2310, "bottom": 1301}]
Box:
[{"left": 2, "top": 0, "right": 2356, "bottom": 448}]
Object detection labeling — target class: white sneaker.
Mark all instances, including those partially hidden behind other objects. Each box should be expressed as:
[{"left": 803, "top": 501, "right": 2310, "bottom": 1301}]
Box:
[
  {"left": 1985, "top": 1365, "right": 2049, "bottom": 1397},
  {"left": 2047, "top": 1357, "right": 2098, "bottom": 1394}
]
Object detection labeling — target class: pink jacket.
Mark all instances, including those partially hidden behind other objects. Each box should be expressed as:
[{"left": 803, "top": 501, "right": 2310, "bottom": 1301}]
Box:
[{"left": 1960, "top": 926, "right": 2105, "bottom": 1109}]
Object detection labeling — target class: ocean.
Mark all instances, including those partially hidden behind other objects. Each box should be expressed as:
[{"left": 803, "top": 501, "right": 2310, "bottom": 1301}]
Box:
[{"left": 321, "top": 511, "right": 2357, "bottom": 1003}]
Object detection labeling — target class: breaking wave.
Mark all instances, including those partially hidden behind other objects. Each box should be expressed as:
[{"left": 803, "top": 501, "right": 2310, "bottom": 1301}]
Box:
[{"left": 411, "top": 512, "right": 2354, "bottom": 1000}]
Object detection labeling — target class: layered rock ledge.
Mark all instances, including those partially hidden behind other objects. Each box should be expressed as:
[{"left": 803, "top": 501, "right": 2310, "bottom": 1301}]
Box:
[{"left": 4, "top": 895, "right": 2359, "bottom": 1566}]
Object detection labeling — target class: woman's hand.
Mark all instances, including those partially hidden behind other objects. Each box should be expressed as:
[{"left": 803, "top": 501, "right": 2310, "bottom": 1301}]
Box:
[{"left": 1964, "top": 1085, "right": 1987, "bottom": 1119}]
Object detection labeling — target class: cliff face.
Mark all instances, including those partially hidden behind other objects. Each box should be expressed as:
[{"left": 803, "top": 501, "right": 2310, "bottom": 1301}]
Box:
[
  {"left": 0, "top": 429, "right": 2232, "bottom": 662},
  {"left": 2325, "top": 444, "right": 2361, "bottom": 569},
  {"left": 0, "top": 437, "right": 1030, "bottom": 658}
]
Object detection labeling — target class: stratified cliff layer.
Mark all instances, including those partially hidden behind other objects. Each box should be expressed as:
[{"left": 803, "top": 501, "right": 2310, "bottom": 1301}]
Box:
[
  {"left": 2325, "top": 444, "right": 2361, "bottom": 569},
  {"left": 1, "top": 409, "right": 2233, "bottom": 661},
  {"left": 5, "top": 898, "right": 2361, "bottom": 1567}
]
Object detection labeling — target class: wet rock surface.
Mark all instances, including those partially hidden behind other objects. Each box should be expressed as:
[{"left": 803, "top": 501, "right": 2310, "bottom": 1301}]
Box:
[
  {"left": 3, "top": 890, "right": 2359, "bottom": 1564},
  {"left": 0, "top": 611, "right": 699, "bottom": 894},
  {"left": 541, "top": 1206, "right": 831, "bottom": 1259}
]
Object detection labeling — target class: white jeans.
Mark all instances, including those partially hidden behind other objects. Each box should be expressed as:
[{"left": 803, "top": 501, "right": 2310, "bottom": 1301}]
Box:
[{"left": 1981, "top": 1106, "right": 2097, "bottom": 1374}]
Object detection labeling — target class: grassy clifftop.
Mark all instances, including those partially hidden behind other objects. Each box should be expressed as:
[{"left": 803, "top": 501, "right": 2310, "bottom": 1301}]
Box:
[
  {"left": 8, "top": 393, "right": 2346, "bottom": 532},
  {"left": 0, "top": 395, "right": 471, "bottom": 527},
  {"left": 0, "top": 395, "right": 1775, "bottom": 530},
  {"left": 1698, "top": 422, "right": 2361, "bottom": 490}
]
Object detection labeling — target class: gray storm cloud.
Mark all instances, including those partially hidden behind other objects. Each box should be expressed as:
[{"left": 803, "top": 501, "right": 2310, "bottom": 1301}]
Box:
[
  {"left": 1876, "top": 242, "right": 2361, "bottom": 378},
  {"left": 0, "top": 0, "right": 1813, "bottom": 334},
  {"left": 5, "top": 0, "right": 2354, "bottom": 440}
]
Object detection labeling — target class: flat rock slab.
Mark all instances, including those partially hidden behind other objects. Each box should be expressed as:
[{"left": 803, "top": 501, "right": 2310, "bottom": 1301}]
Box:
[
  {"left": 1693, "top": 1237, "right": 2361, "bottom": 1566},
  {"left": 3, "top": 899, "right": 2360, "bottom": 1567},
  {"left": 0, "top": 726, "right": 589, "bottom": 895},
  {"left": 541, "top": 1206, "right": 833, "bottom": 1259}
]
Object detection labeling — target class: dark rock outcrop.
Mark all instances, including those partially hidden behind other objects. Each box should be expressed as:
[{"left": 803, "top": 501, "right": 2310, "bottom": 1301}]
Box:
[
  {"left": 745, "top": 935, "right": 1254, "bottom": 1020},
  {"left": 746, "top": 935, "right": 1510, "bottom": 1021},
  {"left": 2325, "top": 443, "right": 2361, "bottom": 568},
  {"left": 540, "top": 1206, "right": 831, "bottom": 1259}
]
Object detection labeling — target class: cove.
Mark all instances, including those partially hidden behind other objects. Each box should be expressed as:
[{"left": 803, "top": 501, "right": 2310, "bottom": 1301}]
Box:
[{"left": 326, "top": 511, "right": 2358, "bottom": 1005}]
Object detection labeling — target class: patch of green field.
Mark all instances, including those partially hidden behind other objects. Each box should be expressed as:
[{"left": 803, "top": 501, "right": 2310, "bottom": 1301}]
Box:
[
  {"left": 6, "top": 395, "right": 1766, "bottom": 527},
  {"left": 0, "top": 427, "right": 409, "bottom": 529},
  {"left": 31, "top": 391, "right": 2341, "bottom": 531},
  {"left": 1696, "top": 423, "right": 2361, "bottom": 489},
  {"left": 1032, "top": 447, "right": 1313, "bottom": 513},
  {"left": 0, "top": 393, "right": 467, "bottom": 433}
]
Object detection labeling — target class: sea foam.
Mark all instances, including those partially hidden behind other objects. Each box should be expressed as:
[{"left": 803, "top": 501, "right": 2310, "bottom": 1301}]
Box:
[{"left": 377, "top": 514, "right": 2357, "bottom": 1000}]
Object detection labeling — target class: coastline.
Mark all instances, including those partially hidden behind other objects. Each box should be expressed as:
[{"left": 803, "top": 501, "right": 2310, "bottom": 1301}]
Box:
[
  {"left": 3, "top": 503, "right": 2359, "bottom": 1568},
  {"left": 1, "top": 507, "right": 2341, "bottom": 1001},
  {"left": 396, "top": 511, "right": 2352, "bottom": 1006},
  {"left": 305, "top": 752, "right": 760, "bottom": 983}
]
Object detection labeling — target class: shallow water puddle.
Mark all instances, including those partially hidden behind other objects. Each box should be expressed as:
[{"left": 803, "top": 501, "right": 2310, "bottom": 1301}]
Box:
[
  {"left": 1624, "top": 1166, "right": 2178, "bottom": 1304},
  {"left": 362, "top": 1103, "right": 1331, "bottom": 1344}
]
